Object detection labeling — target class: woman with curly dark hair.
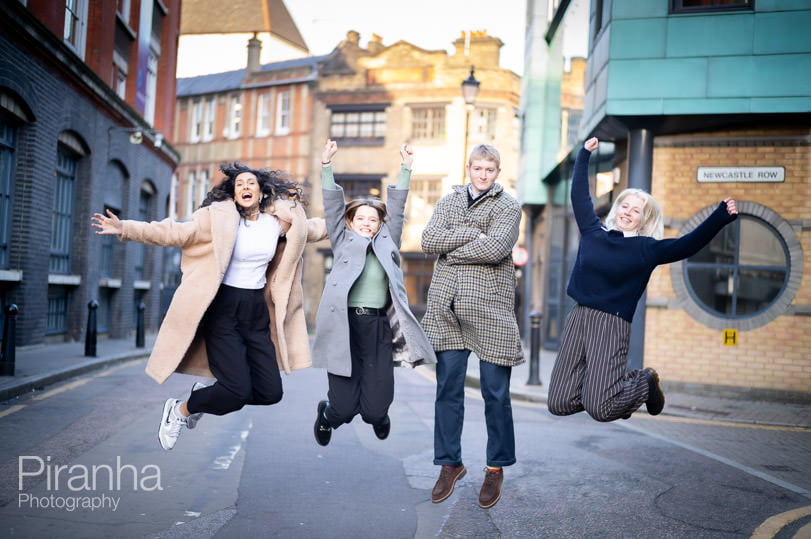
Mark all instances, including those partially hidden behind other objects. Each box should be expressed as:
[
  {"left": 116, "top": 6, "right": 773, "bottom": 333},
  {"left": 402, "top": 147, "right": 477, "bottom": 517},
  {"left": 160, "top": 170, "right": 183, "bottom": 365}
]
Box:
[{"left": 92, "top": 162, "right": 326, "bottom": 450}]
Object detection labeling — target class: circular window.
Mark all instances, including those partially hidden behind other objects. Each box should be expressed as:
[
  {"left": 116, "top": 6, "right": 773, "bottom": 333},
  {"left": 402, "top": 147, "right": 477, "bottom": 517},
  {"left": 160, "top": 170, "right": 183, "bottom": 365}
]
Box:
[{"left": 670, "top": 202, "right": 803, "bottom": 331}]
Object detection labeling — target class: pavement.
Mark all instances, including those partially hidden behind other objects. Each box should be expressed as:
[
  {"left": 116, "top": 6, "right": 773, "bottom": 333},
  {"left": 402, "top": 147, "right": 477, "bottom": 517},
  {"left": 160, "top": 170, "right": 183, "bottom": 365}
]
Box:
[{"left": 1, "top": 334, "right": 810, "bottom": 429}]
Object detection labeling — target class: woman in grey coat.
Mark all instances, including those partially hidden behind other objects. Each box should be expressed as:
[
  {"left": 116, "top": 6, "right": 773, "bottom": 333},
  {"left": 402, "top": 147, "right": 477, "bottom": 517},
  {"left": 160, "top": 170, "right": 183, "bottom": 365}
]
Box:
[{"left": 311, "top": 140, "right": 436, "bottom": 446}]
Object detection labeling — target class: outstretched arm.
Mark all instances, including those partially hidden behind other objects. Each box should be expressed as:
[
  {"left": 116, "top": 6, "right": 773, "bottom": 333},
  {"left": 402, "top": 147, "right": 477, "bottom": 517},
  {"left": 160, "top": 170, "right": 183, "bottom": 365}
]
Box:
[{"left": 571, "top": 137, "right": 602, "bottom": 234}]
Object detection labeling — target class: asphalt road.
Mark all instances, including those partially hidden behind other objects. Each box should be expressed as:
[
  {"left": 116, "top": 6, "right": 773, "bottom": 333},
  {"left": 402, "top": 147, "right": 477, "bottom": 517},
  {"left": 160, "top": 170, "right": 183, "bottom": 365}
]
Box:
[{"left": 1, "top": 358, "right": 809, "bottom": 538}]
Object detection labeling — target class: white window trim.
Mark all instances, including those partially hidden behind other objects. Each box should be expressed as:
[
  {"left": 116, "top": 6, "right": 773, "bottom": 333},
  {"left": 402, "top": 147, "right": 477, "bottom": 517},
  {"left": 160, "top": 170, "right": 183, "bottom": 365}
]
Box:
[
  {"left": 190, "top": 100, "right": 202, "bottom": 143},
  {"left": 256, "top": 93, "right": 270, "bottom": 137},
  {"left": 226, "top": 95, "right": 242, "bottom": 139},
  {"left": 64, "top": 0, "right": 89, "bottom": 59},
  {"left": 203, "top": 98, "right": 215, "bottom": 141},
  {"left": 275, "top": 89, "right": 291, "bottom": 136}
]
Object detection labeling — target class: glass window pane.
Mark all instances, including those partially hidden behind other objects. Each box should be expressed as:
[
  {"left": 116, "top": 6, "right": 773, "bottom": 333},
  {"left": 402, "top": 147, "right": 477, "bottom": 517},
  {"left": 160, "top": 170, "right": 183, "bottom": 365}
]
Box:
[
  {"left": 687, "top": 266, "right": 734, "bottom": 315},
  {"left": 345, "top": 122, "right": 359, "bottom": 137},
  {"left": 688, "top": 223, "right": 736, "bottom": 264},
  {"left": 738, "top": 218, "right": 786, "bottom": 267},
  {"left": 736, "top": 268, "right": 786, "bottom": 316}
]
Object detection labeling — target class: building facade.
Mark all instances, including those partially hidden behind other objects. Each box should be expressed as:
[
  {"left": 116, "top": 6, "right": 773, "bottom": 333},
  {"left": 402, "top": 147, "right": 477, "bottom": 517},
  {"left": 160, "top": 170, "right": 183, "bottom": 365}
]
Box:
[
  {"left": 520, "top": 0, "right": 810, "bottom": 396},
  {"left": 0, "top": 0, "right": 181, "bottom": 347},
  {"left": 312, "top": 30, "right": 522, "bottom": 319}
]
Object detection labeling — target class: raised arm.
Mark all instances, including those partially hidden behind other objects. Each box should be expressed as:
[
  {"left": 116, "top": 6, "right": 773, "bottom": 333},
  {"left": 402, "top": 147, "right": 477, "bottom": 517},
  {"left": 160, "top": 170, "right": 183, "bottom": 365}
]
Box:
[
  {"left": 649, "top": 199, "right": 738, "bottom": 264},
  {"left": 571, "top": 137, "right": 602, "bottom": 234}
]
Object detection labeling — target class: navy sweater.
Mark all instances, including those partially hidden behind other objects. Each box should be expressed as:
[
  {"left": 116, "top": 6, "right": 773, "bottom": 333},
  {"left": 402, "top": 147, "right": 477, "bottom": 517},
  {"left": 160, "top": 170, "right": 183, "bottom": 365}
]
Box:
[{"left": 567, "top": 147, "right": 737, "bottom": 322}]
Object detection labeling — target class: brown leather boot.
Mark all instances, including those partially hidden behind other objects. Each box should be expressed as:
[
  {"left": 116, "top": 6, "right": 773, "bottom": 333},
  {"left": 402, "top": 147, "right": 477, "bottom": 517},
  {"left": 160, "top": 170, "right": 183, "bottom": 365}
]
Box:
[
  {"left": 431, "top": 464, "right": 466, "bottom": 503},
  {"left": 478, "top": 467, "right": 503, "bottom": 509}
]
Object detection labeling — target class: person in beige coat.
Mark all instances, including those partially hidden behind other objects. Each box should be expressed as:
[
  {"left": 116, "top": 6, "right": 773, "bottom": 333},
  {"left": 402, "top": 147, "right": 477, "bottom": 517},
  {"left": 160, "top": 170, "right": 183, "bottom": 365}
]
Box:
[{"left": 92, "top": 162, "right": 326, "bottom": 450}]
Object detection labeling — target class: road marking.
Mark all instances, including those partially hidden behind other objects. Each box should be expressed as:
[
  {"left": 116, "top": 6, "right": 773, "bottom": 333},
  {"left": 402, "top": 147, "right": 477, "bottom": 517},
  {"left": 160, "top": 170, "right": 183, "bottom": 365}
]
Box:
[
  {"left": 212, "top": 420, "right": 252, "bottom": 470},
  {"left": 0, "top": 404, "right": 25, "bottom": 418},
  {"left": 751, "top": 505, "right": 811, "bottom": 538},
  {"left": 619, "top": 421, "right": 811, "bottom": 500},
  {"left": 632, "top": 413, "right": 809, "bottom": 433},
  {"left": 30, "top": 362, "right": 135, "bottom": 401}
]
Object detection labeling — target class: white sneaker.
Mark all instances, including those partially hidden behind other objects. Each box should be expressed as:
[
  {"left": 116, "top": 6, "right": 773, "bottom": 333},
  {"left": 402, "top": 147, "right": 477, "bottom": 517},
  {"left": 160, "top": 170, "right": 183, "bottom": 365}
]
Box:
[
  {"left": 186, "top": 382, "right": 208, "bottom": 430},
  {"left": 158, "top": 399, "right": 186, "bottom": 450}
]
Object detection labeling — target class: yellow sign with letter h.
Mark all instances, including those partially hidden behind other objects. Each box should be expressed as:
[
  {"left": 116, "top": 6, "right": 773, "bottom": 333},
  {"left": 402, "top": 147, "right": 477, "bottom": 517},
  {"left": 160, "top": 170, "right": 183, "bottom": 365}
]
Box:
[{"left": 723, "top": 329, "right": 738, "bottom": 346}]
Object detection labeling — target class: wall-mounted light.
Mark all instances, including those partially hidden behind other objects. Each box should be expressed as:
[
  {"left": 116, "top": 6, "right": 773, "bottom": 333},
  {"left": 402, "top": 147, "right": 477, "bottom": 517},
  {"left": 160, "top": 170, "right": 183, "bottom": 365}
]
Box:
[{"left": 109, "top": 125, "right": 164, "bottom": 149}]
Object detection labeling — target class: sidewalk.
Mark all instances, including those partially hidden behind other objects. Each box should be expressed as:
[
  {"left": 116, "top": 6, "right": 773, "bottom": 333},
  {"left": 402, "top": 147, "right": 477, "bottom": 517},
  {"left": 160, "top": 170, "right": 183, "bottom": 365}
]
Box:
[
  {"left": 2, "top": 335, "right": 809, "bottom": 428},
  {"left": 464, "top": 349, "right": 811, "bottom": 429},
  {"left": 0, "top": 334, "right": 156, "bottom": 401}
]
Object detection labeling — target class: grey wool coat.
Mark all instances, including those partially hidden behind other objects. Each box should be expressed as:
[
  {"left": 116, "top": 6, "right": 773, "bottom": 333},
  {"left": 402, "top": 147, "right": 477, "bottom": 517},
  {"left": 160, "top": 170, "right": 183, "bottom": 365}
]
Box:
[
  {"left": 421, "top": 183, "right": 524, "bottom": 367},
  {"left": 311, "top": 183, "right": 437, "bottom": 377}
]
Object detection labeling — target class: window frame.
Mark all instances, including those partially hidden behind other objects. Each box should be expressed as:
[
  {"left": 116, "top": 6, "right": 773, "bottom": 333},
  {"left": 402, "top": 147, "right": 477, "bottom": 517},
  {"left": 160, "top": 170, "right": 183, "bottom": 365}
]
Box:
[
  {"left": 670, "top": 201, "right": 802, "bottom": 331},
  {"left": 670, "top": 0, "right": 754, "bottom": 15},
  {"left": 63, "top": 0, "right": 88, "bottom": 58},
  {"left": 328, "top": 104, "right": 388, "bottom": 146},
  {"left": 256, "top": 92, "right": 271, "bottom": 136},
  {"left": 275, "top": 89, "right": 291, "bottom": 135},
  {"left": 0, "top": 117, "right": 16, "bottom": 270},
  {"left": 410, "top": 105, "right": 446, "bottom": 141}
]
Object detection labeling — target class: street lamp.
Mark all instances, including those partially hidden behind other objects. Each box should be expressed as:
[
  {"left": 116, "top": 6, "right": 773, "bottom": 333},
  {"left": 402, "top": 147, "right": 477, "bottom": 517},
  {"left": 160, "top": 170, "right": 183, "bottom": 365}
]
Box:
[{"left": 460, "top": 66, "right": 480, "bottom": 183}]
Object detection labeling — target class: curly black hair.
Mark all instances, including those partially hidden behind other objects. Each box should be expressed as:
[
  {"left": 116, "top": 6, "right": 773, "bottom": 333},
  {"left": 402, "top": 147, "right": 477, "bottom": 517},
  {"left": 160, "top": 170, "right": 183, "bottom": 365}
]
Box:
[{"left": 200, "top": 162, "right": 303, "bottom": 216}]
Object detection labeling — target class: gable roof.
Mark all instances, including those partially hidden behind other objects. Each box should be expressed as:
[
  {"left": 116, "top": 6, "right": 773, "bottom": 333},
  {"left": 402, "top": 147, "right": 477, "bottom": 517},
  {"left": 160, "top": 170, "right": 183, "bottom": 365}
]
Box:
[{"left": 180, "top": 0, "right": 308, "bottom": 51}]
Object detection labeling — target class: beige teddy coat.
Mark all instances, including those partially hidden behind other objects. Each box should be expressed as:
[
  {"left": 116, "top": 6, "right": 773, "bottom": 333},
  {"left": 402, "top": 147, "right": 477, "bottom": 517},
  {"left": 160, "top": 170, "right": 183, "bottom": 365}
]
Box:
[{"left": 120, "top": 199, "right": 327, "bottom": 384}]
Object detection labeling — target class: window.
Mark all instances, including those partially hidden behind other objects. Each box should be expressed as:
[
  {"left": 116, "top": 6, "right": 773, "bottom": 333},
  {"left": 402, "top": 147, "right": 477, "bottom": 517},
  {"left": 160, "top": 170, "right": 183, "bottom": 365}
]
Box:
[
  {"left": 64, "top": 0, "right": 87, "bottom": 57},
  {"left": 186, "top": 171, "right": 196, "bottom": 217},
  {"left": 401, "top": 254, "right": 435, "bottom": 320},
  {"left": 197, "top": 170, "right": 208, "bottom": 207},
  {"left": 472, "top": 107, "right": 497, "bottom": 143},
  {"left": 101, "top": 162, "right": 126, "bottom": 279},
  {"left": 190, "top": 100, "right": 202, "bottom": 142},
  {"left": 411, "top": 107, "right": 445, "bottom": 140},
  {"left": 256, "top": 93, "right": 270, "bottom": 136},
  {"left": 134, "top": 186, "right": 153, "bottom": 281},
  {"left": 329, "top": 105, "right": 387, "bottom": 145},
  {"left": 408, "top": 177, "right": 442, "bottom": 208},
  {"left": 671, "top": 202, "right": 803, "bottom": 331},
  {"left": 671, "top": 0, "right": 753, "bottom": 13},
  {"left": 204, "top": 98, "right": 216, "bottom": 140},
  {"left": 333, "top": 174, "right": 383, "bottom": 200},
  {"left": 228, "top": 95, "right": 242, "bottom": 138},
  {"left": 0, "top": 119, "right": 16, "bottom": 270},
  {"left": 46, "top": 286, "right": 68, "bottom": 334},
  {"left": 685, "top": 217, "right": 788, "bottom": 317},
  {"left": 51, "top": 148, "right": 77, "bottom": 274},
  {"left": 114, "top": 66, "right": 127, "bottom": 100},
  {"left": 144, "top": 51, "right": 158, "bottom": 125},
  {"left": 116, "top": 0, "right": 131, "bottom": 24},
  {"left": 275, "top": 89, "right": 291, "bottom": 135}
]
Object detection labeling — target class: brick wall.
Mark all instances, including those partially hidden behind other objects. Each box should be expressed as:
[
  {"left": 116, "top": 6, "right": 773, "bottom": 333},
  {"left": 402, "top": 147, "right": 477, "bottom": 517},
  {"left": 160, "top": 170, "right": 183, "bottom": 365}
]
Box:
[{"left": 644, "top": 128, "right": 810, "bottom": 393}]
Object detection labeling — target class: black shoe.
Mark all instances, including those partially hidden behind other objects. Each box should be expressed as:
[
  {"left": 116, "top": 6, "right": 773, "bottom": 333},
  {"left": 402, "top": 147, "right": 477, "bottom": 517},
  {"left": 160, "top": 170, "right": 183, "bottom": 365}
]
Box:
[
  {"left": 373, "top": 415, "right": 391, "bottom": 440},
  {"left": 644, "top": 368, "right": 665, "bottom": 415},
  {"left": 314, "top": 400, "right": 332, "bottom": 446}
]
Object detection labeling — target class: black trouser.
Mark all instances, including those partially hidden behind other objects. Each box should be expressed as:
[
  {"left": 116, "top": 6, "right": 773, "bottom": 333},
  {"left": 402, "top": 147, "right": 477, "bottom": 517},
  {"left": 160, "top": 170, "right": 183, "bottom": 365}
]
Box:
[
  {"left": 325, "top": 307, "right": 394, "bottom": 429},
  {"left": 187, "top": 285, "right": 282, "bottom": 416}
]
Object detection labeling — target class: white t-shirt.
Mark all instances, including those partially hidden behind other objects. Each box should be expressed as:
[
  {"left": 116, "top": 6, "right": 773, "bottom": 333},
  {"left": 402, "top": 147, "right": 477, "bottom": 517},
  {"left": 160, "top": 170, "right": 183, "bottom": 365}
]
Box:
[{"left": 222, "top": 213, "right": 283, "bottom": 289}]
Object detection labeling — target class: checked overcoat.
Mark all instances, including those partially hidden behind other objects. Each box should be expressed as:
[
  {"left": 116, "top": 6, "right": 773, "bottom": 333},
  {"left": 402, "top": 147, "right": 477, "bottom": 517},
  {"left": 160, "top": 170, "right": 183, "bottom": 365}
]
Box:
[{"left": 420, "top": 183, "right": 524, "bottom": 366}]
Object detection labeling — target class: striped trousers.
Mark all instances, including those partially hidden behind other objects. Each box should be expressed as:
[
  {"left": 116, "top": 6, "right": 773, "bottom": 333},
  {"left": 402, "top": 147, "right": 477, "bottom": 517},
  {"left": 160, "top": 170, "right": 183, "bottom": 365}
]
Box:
[{"left": 547, "top": 304, "right": 649, "bottom": 422}]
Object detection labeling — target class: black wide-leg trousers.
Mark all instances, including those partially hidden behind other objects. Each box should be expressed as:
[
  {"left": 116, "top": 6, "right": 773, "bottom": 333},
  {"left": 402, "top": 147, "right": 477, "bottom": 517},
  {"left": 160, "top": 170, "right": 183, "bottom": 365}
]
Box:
[
  {"left": 187, "top": 285, "right": 282, "bottom": 416},
  {"left": 325, "top": 309, "right": 394, "bottom": 429}
]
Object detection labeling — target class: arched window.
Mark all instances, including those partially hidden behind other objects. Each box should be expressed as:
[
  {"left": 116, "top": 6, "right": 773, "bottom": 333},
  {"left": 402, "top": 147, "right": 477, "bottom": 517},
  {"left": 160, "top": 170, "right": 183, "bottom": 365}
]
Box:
[{"left": 671, "top": 202, "right": 803, "bottom": 331}]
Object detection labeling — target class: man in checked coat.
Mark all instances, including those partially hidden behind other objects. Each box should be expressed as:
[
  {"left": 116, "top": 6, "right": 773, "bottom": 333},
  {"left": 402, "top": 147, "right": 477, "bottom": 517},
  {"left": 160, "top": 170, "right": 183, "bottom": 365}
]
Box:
[{"left": 421, "top": 144, "right": 524, "bottom": 509}]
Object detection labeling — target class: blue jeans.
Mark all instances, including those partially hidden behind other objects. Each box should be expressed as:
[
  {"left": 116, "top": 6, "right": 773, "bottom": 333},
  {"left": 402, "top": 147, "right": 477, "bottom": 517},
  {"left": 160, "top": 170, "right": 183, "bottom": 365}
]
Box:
[{"left": 433, "top": 349, "right": 516, "bottom": 467}]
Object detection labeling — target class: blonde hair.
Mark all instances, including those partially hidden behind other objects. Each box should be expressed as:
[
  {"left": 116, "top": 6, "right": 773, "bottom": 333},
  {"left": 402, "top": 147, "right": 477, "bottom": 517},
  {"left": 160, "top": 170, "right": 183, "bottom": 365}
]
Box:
[
  {"left": 468, "top": 144, "right": 501, "bottom": 169},
  {"left": 344, "top": 198, "right": 387, "bottom": 230},
  {"left": 605, "top": 188, "right": 664, "bottom": 239}
]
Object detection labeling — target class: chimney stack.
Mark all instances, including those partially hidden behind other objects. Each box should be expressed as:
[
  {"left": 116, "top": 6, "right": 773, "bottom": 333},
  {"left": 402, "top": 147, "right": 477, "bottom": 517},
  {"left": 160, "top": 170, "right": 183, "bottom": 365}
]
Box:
[{"left": 247, "top": 32, "right": 261, "bottom": 73}]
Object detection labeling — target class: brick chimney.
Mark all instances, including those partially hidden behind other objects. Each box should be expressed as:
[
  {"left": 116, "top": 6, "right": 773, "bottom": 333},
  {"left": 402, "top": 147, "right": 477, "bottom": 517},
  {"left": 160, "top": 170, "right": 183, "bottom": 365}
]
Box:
[
  {"left": 452, "top": 30, "right": 503, "bottom": 67},
  {"left": 247, "top": 32, "right": 261, "bottom": 73}
]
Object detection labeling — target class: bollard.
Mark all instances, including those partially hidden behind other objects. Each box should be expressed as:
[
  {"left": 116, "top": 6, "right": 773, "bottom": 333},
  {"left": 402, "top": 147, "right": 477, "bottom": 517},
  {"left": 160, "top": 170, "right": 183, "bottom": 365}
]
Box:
[
  {"left": 85, "top": 300, "right": 98, "bottom": 357},
  {"left": 135, "top": 302, "right": 145, "bottom": 348},
  {"left": 1, "top": 304, "right": 19, "bottom": 376},
  {"left": 526, "top": 311, "right": 542, "bottom": 385}
]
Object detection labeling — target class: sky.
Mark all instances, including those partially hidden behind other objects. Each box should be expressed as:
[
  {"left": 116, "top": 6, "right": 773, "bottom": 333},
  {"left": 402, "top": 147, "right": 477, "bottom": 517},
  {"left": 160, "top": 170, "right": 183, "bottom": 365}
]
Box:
[
  {"left": 285, "top": 0, "right": 528, "bottom": 74},
  {"left": 177, "top": 0, "right": 589, "bottom": 78}
]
